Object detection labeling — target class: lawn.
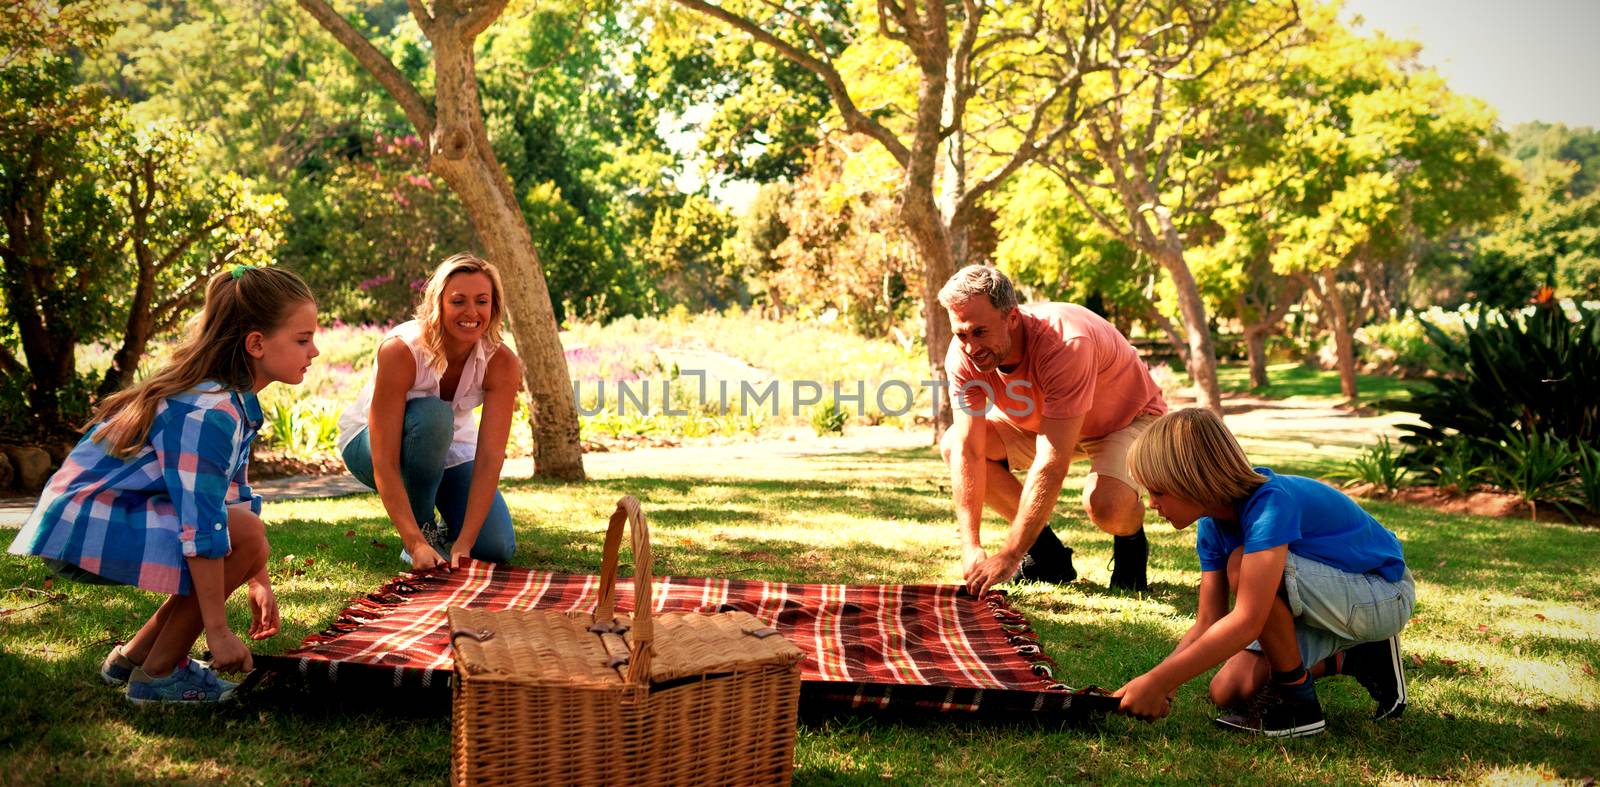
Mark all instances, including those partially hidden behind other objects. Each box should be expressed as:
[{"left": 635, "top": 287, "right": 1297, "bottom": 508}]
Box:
[
  {"left": 1215, "top": 362, "right": 1426, "bottom": 404},
  {"left": 2, "top": 433, "right": 1595, "bottom": 786}
]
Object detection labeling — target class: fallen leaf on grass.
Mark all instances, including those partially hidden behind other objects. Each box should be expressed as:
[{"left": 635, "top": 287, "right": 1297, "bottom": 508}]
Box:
[
  {"left": 1440, "top": 658, "right": 1459, "bottom": 666},
  {"left": 370, "top": 540, "right": 388, "bottom": 550},
  {"left": 304, "top": 557, "right": 315, "bottom": 567},
  {"left": 1411, "top": 654, "right": 1425, "bottom": 667},
  {"left": 345, "top": 530, "right": 356, "bottom": 538},
  {"left": 1583, "top": 664, "right": 1595, "bottom": 677},
  {"left": 1435, "top": 559, "right": 1447, "bottom": 568},
  {"left": 41, "top": 579, "right": 53, "bottom": 591},
  {"left": 1489, "top": 636, "right": 1503, "bottom": 645},
  {"left": 1534, "top": 613, "right": 1546, "bottom": 621},
  {"left": 1477, "top": 624, "right": 1489, "bottom": 632},
  {"left": 1534, "top": 706, "right": 1549, "bottom": 715}
]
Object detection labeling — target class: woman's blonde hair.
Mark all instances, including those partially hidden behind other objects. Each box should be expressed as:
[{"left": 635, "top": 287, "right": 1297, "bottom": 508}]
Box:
[
  {"left": 91, "top": 266, "right": 315, "bottom": 458},
  {"left": 1127, "top": 408, "right": 1268, "bottom": 506},
  {"left": 414, "top": 252, "right": 505, "bottom": 375}
]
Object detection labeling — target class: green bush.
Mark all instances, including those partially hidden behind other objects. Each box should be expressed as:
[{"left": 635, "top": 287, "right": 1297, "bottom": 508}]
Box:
[
  {"left": 1332, "top": 436, "right": 1411, "bottom": 493},
  {"left": 1493, "top": 428, "right": 1578, "bottom": 522},
  {"left": 810, "top": 399, "right": 847, "bottom": 436},
  {"left": 1396, "top": 301, "right": 1600, "bottom": 511}
]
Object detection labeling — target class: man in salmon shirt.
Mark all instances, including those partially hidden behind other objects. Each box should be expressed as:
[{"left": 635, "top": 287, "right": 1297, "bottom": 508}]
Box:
[{"left": 938, "top": 266, "right": 1168, "bottom": 595}]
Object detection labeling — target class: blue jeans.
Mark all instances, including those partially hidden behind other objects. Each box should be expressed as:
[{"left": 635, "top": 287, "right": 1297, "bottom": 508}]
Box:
[{"left": 341, "top": 397, "right": 516, "bottom": 563}]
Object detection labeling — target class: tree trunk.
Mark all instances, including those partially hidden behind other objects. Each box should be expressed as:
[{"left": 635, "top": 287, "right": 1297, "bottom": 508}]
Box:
[
  {"left": 429, "top": 17, "right": 585, "bottom": 480},
  {"left": 1, "top": 186, "right": 76, "bottom": 432},
  {"left": 1245, "top": 327, "right": 1269, "bottom": 390},
  {"left": 1153, "top": 242, "right": 1224, "bottom": 415},
  {"left": 298, "top": 0, "right": 585, "bottom": 480},
  {"left": 101, "top": 184, "right": 158, "bottom": 398},
  {"left": 1318, "top": 268, "right": 1359, "bottom": 401},
  {"left": 902, "top": 189, "right": 956, "bottom": 436}
]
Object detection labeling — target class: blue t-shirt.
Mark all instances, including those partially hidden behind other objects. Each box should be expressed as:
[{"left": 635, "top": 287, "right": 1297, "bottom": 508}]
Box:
[{"left": 1195, "top": 468, "right": 1406, "bottom": 582}]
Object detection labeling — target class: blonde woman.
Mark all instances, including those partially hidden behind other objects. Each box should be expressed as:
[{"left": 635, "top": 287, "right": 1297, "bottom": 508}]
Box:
[
  {"left": 337, "top": 253, "right": 522, "bottom": 570},
  {"left": 1113, "top": 408, "right": 1413, "bottom": 739}
]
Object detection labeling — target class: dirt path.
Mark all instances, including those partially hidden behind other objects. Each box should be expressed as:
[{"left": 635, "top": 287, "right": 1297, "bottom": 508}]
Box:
[{"left": 0, "top": 393, "right": 1407, "bottom": 529}]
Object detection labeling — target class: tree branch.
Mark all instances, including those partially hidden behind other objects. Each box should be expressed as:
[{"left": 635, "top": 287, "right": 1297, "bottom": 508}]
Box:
[
  {"left": 673, "top": 0, "right": 910, "bottom": 166},
  {"left": 296, "top": 0, "right": 436, "bottom": 139}
]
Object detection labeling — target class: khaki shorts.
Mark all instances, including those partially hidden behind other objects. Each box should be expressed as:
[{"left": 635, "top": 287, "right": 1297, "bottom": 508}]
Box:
[{"left": 991, "top": 412, "right": 1157, "bottom": 496}]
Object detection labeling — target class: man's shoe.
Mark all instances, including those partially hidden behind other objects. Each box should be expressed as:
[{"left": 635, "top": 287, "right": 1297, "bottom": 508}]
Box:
[
  {"left": 100, "top": 644, "right": 138, "bottom": 686},
  {"left": 1108, "top": 530, "right": 1150, "bottom": 591},
  {"left": 1214, "top": 683, "right": 1326, "bottom": 738},
  {"left": 1018, "top": 527, "right": 1076, "bottom": 583},
  {"left": 126, "top": 659, "right": 239, "bottom": 705},
  {"left": 1342, "top": 635, "right": 1408, "bottom": 720}
]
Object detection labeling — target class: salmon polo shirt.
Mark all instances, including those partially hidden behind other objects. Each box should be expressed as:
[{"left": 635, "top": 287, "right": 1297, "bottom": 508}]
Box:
[{"left": 945, "top": 303, "right": 1167, "bottom": 439}]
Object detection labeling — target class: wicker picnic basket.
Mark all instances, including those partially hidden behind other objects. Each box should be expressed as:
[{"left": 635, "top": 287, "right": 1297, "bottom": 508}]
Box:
[{"left": 448, "top": 496, "right": 805, "bottom": 786}]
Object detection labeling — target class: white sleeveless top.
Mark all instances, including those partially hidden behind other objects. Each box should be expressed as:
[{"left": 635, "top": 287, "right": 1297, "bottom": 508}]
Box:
[{"left": 337, "top": 320, "right": 495, "bottom": 469}]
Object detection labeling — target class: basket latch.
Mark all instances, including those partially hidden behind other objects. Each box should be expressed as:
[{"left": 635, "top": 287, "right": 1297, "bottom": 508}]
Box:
[
  {"left": 742, "top": 626, "right": 780, "bottom": 639},
  {"left": 451, "top": 628, "right": 495, "bottom": 645}
]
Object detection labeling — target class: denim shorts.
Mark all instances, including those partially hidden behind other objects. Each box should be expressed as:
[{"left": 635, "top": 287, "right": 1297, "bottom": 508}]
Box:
[
  {"left": 43, "top": 558, "right": 120, "bottom": 586},
  {"left": 1248, "top": 552, "right": 1415, "bottom": 665}
]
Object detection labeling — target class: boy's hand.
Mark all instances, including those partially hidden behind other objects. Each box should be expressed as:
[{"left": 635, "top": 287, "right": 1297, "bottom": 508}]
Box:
[
  {"left": 1113, "top": 674, "right": 1173, "bottom": 722},
  {"left": 247, "top": 578, "right": 280, "bottom": 640},
  {"left": 206, "top": 628, "right": 254, "bottom": 674}
]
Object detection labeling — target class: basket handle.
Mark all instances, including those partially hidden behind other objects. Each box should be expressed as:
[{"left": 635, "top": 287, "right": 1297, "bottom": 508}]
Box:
[{"left": 594, "top": 495, "right": 653, "bottom": 684}]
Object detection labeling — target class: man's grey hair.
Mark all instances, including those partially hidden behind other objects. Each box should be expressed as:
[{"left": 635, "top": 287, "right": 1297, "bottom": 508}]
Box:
[{"left": 937, "top": 265, "right": 1019, "bottom": 313}]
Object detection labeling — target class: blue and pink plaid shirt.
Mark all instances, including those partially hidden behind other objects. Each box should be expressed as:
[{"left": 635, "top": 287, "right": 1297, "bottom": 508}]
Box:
[{"left": 7, "top": 381, "right": 264, "bottom": 596}]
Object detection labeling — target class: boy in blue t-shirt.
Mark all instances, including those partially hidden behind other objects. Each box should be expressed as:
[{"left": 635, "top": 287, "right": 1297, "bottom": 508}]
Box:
[{"left": 1111, "top": 408, "right": 1415, "bottom": 738}]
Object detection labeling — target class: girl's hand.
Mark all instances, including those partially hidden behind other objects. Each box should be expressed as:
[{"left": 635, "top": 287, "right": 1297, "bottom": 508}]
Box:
[
  {"left": 206, "top": 627, "right": 253, "bottom": 674},
  {"left": 1113, "top": 674, "right": 1174, "bottom": 722},
  {"left": 247, "top": 578, "right": 280, "bottom": 640}
]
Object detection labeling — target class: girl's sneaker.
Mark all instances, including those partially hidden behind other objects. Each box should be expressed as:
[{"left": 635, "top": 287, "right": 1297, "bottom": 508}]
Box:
[
  {"left": 126, "top": 659, "right": 239, "bottom": 705},
  {"left": 100, "top": 645, "right": 138, "bottom": 686}
]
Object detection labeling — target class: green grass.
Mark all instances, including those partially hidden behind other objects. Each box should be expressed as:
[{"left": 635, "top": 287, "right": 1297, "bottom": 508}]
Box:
[
  {"left": 1216, "top": 362, "right": 1426, "bottom": 403},
  {"left": 3, "top": 441, "right": 1597, "bottom": 784}
]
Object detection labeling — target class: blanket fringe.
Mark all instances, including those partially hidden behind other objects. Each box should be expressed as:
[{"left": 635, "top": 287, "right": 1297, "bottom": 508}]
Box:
[
  {"left": 980, "top": 589, "right": 1066, "bottom": 691},
  {"left": 303, "top": 567, "right": 448, "bottom": 646}
]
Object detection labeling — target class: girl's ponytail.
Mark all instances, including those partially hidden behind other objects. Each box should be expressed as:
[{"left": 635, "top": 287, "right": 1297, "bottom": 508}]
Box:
[{"left": 91, "top": 266, "right": 314, "bottom": 457}]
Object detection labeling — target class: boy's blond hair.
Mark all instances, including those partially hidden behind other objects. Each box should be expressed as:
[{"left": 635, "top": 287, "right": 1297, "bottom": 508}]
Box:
[{"left": 1127, "top": 408, "right": 1268, "bottom": 506}]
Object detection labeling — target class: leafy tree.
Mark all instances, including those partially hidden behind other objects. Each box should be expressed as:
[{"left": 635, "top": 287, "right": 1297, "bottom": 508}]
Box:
[
  {"left": 1036, "top": 0, "right": 1302, "bottom": 413},
  {"left": 1, "top": 3, "right": 280, "bottom": 431},
  {"left": 289, "top": 131, "right": 475, "bottom": 324},
  {"left": 1467, "top": 160, "right": 1600, "bottom": 305},
  {"left": 1218, "top": 15, "right": 1518, "bottom": 400},
  {"left": 1508, "top": 122, "right": 1600, "bottom": 197},
  {"left": 95, "top": 119, "right": 284, "bottom": 397},
  {"left": 669, "top": 0, "right": 1231, "bottom": 430},
  {"left": 637, "top": 193, "right": 741, "bottom": 312},
  {"left": 731, "top": 182, "right": 792, "bottom": 317},
  {"left": 770, "top": 139, "right": 918, "bottom": 337},
  {"left": 297, "top": 0, "right": 586, "bottom": 479}
]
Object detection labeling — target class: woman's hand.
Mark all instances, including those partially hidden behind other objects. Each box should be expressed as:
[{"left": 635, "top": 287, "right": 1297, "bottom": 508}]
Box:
[
  {"left": 408, "top": 540, "right": 448, "bottom": 571},
  {"left": 247, "top": 575, "right": 280, "bottom": 640}
]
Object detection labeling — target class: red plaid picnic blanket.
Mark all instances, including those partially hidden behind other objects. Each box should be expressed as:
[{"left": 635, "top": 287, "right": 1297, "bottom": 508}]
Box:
[{"left": 256, "top": 559, "right": 1115, "bottom": 719}]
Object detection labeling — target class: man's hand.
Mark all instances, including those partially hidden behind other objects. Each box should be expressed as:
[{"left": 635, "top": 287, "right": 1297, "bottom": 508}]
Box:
[
  {"left": 1113, "top": 674, "right": 1174, "bottom": 722},
  {"left": 450, "top": 544, "right": 473, "bottom": 569},
  {"left": 246, "top": 577, "right": 280, "bottom": 640},
  {"left": 961, "top": 545, "right": 987, "bottom": 578},
  {"left": 964, "top": 549, "right": 1023, "bottom": 596},
  {"left": 205, "top": 627, "right": 253, "bottom": 674}
]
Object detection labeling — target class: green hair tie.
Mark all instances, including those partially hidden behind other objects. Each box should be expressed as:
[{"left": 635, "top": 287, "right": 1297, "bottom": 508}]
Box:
[{"left": 231, "top": 264, "right": 257, "bottom": 280}]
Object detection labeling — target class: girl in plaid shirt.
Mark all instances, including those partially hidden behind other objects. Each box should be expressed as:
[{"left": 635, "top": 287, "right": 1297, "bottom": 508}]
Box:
[{"left": 8, "top": 266, "right": 319, "bottom": 704}]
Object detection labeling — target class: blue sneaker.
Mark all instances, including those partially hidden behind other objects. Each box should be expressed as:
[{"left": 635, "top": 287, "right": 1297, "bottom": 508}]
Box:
[
  {"left": 100, "top": 645, "right": 138, "bottom": 686},
  {"left": 126, "top": 659, "right": 239, "bottom": 705}
]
